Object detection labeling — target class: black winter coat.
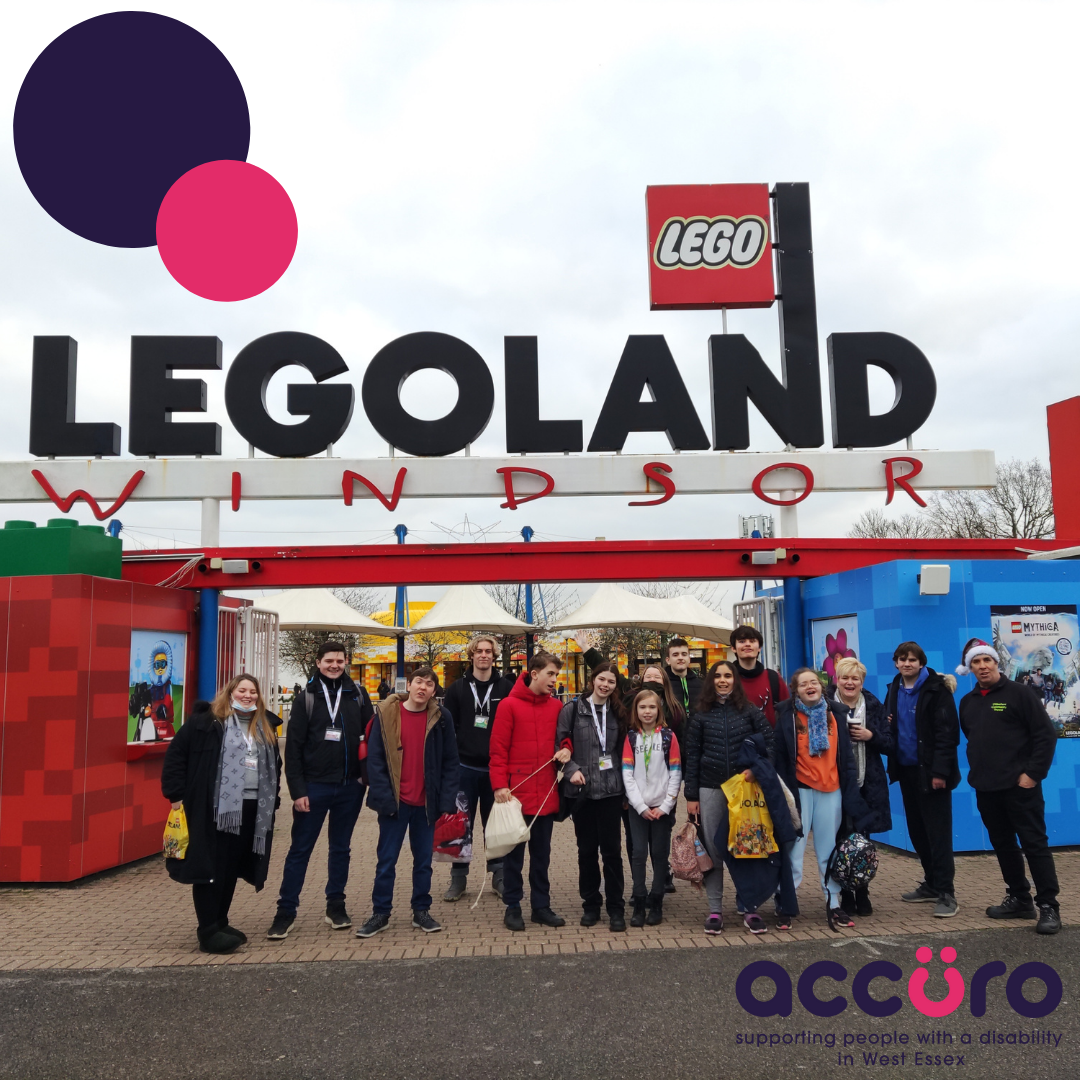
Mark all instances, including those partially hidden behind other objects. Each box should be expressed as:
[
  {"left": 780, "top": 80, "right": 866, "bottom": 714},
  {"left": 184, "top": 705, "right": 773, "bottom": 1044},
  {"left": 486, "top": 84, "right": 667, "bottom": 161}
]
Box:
[
  {"left": 772, "top": 699, "right": 873, "bottom": 836},
  {"left": 160, "top": 703, "right": 282, "bottom": 889},
  {"left": 442, "top": 668, "right": 515, "bottom": 769},
  {"left": 683, "top": 699, "right": 773, "bottom": 800},
  {"left": 664, "top": 664, "right": 704, "bottom": 717},
  {"left": 828, "top": 690, "right": 894, "bottom": 834},
  {"left": 285, "top": 673, "right": 373, "bottom": 799},
  {"left": 884, "top": 668, "right": 961, "bottom": 792}
]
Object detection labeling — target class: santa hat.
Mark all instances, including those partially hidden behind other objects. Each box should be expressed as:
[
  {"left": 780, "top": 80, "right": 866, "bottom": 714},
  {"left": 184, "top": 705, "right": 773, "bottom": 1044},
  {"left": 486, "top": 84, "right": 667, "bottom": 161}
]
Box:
[{"left": 956, "top": 639, "right": 999, "bottom": 676}]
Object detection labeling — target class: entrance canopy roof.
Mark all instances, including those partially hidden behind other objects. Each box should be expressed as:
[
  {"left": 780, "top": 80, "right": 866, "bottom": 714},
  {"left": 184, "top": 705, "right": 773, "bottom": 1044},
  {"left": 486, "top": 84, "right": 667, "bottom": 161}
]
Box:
[
  {"left": 409, "top": 584, "right": 536, "bottom": 635},
  {"left": 551, "top": 583, "right": 731, "bottom": 645},
  {"left": 252, "top": 588, "right": 405, "bottom": 635}
]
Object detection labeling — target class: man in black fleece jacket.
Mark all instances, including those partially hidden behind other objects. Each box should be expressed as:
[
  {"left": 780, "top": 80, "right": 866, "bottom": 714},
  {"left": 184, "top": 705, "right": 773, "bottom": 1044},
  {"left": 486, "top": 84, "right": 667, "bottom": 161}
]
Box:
[
  {"left": 957, "top": 638, "right": 1060, "bottom": 934},
  {"left": 268, "top": 641, "right": 372, "bottom": 939},
  {"left": 440, "top": 635, "right": 514, "bottom": 901}
]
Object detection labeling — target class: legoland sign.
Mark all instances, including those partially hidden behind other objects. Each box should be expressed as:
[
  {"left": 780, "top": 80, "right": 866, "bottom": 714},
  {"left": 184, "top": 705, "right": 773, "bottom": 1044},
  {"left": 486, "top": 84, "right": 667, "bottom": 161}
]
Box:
[{"left": 3, "top": 183, "right": 995, "bottom": 518}]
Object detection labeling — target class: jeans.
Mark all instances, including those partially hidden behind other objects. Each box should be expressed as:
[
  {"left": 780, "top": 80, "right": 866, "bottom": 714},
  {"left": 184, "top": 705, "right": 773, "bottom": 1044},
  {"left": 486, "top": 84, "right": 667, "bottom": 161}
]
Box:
[
  {"left": 192, "top": 800, "right": 256, "bottom": 932},
  {"left": 277, "top": 780, "right": 366, "bottom": 915},
  {"left": 451, "top": 765, "right": 503, "bottom": 879},
  {"left": 697, "top": 786, "right": 727, "bottom": 912},
  {"left": 897, "top": 765, "right": 955, "bottom": 896},
  {"left": 572, "top": 794, "right": 625, "bottom": 916},
  {"left": 627, "top": 810, "right": 674, "bottom": 901},
  {"left": 502, "top": 814, "right": 554, "bottom": 910},
  {"left": 976, "top": 784, "right": 1059, "bottom": 908},
  {"left": 372, "top": 802, "right": 435, "bottom": 915},
  {"left": 791, "top": 785, "right": 844, "bottom": 908}
]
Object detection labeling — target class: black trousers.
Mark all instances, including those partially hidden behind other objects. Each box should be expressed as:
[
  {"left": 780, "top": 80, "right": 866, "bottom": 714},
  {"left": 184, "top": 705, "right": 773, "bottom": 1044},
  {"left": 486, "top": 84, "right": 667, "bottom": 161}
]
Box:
[
  {"left": 502, "top": 814, "right": 554, "bottom": 911},
  {"left": 572, "top": 794, "right": 625, "bottom": 915},
  {"left": 897, "top": 765, "right": 955, "bottom": 896},
  {"left": 976, "top": 784, "right": 1059, "bottom": 908},
  {"left": 192, "top": 800, "right": 256, "bottom": 933},
  {"left": 627, "top": 810, "right": 674, "bottom": 901}
]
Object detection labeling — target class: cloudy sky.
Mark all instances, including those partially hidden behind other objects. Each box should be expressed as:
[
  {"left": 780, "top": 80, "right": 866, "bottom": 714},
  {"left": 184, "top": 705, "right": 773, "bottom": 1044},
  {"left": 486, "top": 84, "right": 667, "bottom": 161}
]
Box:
[{"left": 1, "top": 1, "right": 1076, "bottom": 606}]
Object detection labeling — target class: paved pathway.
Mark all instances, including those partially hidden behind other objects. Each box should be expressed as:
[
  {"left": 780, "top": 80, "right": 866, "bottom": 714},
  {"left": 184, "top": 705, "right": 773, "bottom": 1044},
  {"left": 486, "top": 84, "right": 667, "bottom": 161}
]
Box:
[{"left": 2, "top": 790, "right": 1073, "bottom": 970}]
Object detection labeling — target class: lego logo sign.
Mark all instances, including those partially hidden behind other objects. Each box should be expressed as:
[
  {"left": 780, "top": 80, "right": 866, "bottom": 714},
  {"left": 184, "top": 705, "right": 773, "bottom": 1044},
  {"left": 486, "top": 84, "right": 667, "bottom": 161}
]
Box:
[{"left": 646, "top": 184, "right": 776, "bottom": 310}]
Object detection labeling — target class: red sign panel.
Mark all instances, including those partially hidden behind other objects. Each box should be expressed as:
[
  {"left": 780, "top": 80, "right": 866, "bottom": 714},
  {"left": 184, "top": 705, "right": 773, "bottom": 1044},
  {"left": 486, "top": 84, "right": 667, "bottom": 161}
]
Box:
[{"left": 646, "top": 183, "right": 775, "bottom": 310}]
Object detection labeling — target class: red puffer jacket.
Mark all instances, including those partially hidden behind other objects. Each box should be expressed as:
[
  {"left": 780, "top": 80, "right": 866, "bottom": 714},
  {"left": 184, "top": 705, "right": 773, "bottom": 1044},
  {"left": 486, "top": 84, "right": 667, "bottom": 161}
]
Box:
[{"left": 488, "top": 673, "right": 562, "bottom": 816}]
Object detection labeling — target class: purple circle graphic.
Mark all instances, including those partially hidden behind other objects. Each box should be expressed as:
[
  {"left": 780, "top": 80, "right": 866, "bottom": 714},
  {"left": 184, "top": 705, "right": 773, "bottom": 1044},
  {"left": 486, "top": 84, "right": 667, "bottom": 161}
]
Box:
[{"left": 14, "top": 12, "right": 249, "bottom": 248}]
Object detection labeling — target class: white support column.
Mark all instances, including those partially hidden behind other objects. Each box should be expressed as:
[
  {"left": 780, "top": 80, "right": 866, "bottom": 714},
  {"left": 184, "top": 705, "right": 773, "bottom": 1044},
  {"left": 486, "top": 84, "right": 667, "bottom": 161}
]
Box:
[
  {"left": 779, "top": 493, "right": 799, "bottom": 537},
  {"left": 201, "top": 497, "right": 220, "bottom": 547}
]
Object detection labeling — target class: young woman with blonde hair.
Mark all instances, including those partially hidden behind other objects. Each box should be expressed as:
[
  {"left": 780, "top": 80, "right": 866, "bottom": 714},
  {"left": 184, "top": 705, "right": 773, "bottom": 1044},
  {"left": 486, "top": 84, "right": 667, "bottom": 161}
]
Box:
[{"left": 161, "top": 673, "right": 281, "bottom": 953}]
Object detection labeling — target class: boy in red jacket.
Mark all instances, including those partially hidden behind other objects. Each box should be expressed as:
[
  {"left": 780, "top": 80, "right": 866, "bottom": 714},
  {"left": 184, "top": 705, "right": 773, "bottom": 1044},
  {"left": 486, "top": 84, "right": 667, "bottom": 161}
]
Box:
[{"left": 489, "top": 652, "right": 572, "bottom": 932}]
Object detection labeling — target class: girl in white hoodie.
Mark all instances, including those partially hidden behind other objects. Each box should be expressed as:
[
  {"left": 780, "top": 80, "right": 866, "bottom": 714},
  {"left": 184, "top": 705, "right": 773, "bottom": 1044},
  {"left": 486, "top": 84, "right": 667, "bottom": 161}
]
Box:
[{"left": 622, "top": 690, "right": 682, "bottom": 927}]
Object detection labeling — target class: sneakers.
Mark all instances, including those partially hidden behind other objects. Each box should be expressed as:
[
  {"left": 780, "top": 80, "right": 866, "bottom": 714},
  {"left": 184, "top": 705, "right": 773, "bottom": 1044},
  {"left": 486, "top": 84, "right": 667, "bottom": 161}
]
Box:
[
  {"left": 775, "top": 913, "right": 792, "bottom": 931},
  {"left": 1036, "top": 904, "right": 1062, "bottom": 935},
  {"left": 986, "top": 894, "right": 1036, "bottom": 920},
  {"left": 933, "top": 894, "right": 959, "bottom": 918},
  {"left": 704, "top": 913, "right": 723, "bottom": 935},
  {"left": 743, "top": 912, "right": 768, "bottom": 935},
  {"left": 531, "top": 907, "right": 566, "bottom": 928},
  {"left": 412, "top": 909, "right": 442, "bottom": 933},
  {"left": 266, "top": 913, "right": 295, "bottom": 940},
  {"left": 504, "top": 905, "right": 526, "bottom": 932},
  {"left": 325, "top": 904, "right": 352, "bottom": 930},
  {"left": 443, "top": 876, "right": 467, "bottom": 903},
  {"left": 580, "top": 909, "right": 601, "bottom": 927},
  {"left": 830, "top": 908, "right": 856, "bottom": 928},
  {"left": 355, "top": 913, "right": 390, "bottom": 938},
  {"left": 645, "top": 898, "right": 663, "bottom": 926},
  {"left": 901, "top": 882, "right": 939, "bottom": 903},
  {"left": 630, "top": 897, "right": 647, "bottom": 928}
]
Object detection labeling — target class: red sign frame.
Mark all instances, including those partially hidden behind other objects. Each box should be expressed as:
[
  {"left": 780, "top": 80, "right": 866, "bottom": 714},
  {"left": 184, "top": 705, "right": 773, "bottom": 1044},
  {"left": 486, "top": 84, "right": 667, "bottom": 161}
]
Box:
[{"left": 646, "top": 183, "right": 776, "bottom": 310}]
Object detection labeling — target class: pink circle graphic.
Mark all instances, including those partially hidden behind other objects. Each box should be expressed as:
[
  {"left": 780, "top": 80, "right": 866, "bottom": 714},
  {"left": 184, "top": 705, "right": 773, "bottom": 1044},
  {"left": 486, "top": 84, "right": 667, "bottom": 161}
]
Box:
[
  {"left": 915, "top": 946, "right": 933, "bottom": 963},
  {"left": 940, "top": 946, "right": 957, "bottom": 963},
  {"left": 156, "top": 159, "right": 297, "bottom": 301}
]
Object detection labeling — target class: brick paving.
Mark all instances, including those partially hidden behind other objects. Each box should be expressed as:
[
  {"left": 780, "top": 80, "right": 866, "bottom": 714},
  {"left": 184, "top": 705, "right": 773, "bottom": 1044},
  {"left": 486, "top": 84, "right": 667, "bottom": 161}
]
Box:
[{"left": 1, "top": 791, "right": 1074, "bottom": 971}]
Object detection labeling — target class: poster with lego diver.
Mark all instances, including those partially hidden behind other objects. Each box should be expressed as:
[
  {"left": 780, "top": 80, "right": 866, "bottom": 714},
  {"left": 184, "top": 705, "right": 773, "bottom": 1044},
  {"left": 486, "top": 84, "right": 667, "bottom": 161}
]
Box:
[
  {"left": 990, "top": 605, "right": 1080, "bottom": 736},
  {"left": 128, "top": 631, "right": 187, "bottom": 742}
]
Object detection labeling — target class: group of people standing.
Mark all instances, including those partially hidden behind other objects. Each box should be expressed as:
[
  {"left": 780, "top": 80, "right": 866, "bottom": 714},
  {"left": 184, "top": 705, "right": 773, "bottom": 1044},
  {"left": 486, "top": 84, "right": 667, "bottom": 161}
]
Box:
[{"left": 161, "top": 626, "right": 1063, "bottom": 952}]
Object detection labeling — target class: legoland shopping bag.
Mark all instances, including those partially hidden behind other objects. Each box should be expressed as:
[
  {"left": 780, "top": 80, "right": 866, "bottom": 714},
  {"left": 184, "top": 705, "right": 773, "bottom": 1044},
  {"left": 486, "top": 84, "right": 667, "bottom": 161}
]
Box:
[
  {"left": 162, "top": 806, "right": 189, "bottom": 860},
  {"left": 721, "top": 774, "right": 778, "bottom": 858}
]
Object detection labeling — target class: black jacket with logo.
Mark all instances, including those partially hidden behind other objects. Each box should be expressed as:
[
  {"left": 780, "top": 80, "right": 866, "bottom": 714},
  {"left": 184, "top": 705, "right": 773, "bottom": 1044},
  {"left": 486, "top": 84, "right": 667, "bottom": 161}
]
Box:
[
  {"left": 442, "top": 667, "right": 515, "bottom": 768},
  {"left": 959, "top": 675, "right": 1057, "bottom": 791},
  {"left": 284, "top": 673, "right": 373, "bottom": 799}
]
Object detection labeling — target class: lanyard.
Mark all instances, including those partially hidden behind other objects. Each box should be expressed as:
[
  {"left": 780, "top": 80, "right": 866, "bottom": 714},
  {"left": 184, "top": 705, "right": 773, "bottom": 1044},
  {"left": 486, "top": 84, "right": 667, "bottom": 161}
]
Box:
[
  {"left": 234, "top": 715, "right": 254, "bottom": 752},
  {"left": 679, "top": 676, "right": 689, "bottom": 710},
  {"left": 322, "top": 683, "right": 343, "bottom": 727},
  {"left": 588, "top": 699, "right": 607, "bottom": 751},
  {"left": 469, "top": 679, "right": 494, "bottom": 716},
  {"left": 642, "top": 730, "right": 656, "bottom": 771}
]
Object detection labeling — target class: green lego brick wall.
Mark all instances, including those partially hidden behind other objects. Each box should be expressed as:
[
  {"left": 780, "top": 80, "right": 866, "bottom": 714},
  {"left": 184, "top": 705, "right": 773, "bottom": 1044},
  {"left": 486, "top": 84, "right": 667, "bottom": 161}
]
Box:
[{"left": 0, "top": 519, "right": 122, "bottom": 579}]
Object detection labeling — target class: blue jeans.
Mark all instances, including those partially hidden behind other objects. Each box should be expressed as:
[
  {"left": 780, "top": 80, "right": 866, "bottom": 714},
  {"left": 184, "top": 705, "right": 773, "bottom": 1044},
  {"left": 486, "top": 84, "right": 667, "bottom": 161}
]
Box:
[
  {"left": 452, "top": 765, "right": 503, "bottom": 878},
  {"left": 372, "top": 802, "right": 435, "bottom": 915},
  {"left": 791, "top": 785, "right": 844, "bottom": 907},
  {"left": 277, "top": 780, "right": 366, "bottom": 916}
]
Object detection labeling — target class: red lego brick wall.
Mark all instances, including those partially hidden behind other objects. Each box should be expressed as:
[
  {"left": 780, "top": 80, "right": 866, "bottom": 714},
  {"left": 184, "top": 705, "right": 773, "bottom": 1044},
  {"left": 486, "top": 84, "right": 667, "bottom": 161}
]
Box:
[{"left": 0, "top": 575, "right": 196, "bottom": 882}]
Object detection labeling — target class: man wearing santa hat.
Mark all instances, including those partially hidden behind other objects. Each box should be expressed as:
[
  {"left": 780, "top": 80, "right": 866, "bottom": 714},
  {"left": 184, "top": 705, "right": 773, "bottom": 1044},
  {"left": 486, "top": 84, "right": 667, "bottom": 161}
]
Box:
[{"left": 957, "top": 637, "right": 1061, "bottom": 935}]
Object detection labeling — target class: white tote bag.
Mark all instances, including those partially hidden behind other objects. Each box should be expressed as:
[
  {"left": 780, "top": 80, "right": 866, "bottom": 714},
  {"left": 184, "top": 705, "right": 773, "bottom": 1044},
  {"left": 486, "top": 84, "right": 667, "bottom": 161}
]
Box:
[{"left": 484, "top": 797, "right": 532, "bottom": 859}]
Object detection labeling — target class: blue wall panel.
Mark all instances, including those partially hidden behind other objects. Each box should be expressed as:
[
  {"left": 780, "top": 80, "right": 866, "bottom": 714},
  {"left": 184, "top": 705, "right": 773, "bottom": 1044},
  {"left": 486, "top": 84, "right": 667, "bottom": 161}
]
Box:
[{"left": 801, "top": 559, "right": 1080, "bottom": 852}]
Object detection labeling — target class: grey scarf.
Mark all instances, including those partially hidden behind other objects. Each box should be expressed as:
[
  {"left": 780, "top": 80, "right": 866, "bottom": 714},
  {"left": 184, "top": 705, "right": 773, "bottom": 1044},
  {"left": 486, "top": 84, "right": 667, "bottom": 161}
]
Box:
[{"left": 215, "top": 712, "right": 277, "bottom": 855}]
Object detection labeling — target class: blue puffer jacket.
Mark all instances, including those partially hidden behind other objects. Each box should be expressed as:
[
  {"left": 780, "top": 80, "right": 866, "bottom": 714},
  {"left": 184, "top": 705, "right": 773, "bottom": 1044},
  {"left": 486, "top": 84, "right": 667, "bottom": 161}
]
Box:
[{"left": 828, "top": 689, "right": 893, "bottom": 835}]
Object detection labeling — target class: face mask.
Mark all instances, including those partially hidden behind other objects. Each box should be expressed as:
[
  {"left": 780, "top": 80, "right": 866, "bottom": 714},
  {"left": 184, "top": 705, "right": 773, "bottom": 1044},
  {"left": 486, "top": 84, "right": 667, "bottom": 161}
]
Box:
[{"left": 232, "top": 698, "right": 256, "bottom": 713}]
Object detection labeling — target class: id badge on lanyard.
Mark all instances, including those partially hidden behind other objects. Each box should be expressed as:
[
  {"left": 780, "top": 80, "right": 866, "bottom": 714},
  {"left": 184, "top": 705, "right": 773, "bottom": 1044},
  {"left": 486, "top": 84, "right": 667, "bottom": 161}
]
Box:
[
  {"left": 590, "top": 701, "right": 613, "bottom": 770},
  {"left": 322, "top": 683, "right": 344, "bottom": 741},
  {"left": 243, "top": 731, "right": 258, "bottom": 770},
  {"left": 471, "top": 681, "right": 493, "bottom": 729}
]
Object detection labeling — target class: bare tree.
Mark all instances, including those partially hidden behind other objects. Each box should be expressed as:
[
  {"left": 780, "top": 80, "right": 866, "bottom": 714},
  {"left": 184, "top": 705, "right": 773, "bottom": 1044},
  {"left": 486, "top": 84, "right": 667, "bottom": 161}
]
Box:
[
  {"left": 849, "top": 458, "right": 1055, "bottom": 541},
  {"left": 483, "top": 583, "right": 580, "bottom": 669},
  {"left": 408, "top": 629, "right": 469, "bottom": 668}
]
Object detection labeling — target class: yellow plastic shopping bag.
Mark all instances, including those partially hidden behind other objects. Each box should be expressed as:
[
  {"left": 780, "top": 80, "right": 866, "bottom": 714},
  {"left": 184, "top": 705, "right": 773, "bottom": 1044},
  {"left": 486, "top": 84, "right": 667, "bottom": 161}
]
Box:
[
  {"left": 720, "top": 774, "right": 778, "bottom": 858},
  {"left": 163, "top": 806, "right": 189, "bottom": 860}
]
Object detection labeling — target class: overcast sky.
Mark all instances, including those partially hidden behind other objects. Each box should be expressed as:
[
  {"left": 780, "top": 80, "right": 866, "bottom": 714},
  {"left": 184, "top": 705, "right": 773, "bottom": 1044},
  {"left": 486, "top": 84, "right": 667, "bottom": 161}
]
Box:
[{"left": 2, "top": 1, "right": 1077, "bottom": 606}]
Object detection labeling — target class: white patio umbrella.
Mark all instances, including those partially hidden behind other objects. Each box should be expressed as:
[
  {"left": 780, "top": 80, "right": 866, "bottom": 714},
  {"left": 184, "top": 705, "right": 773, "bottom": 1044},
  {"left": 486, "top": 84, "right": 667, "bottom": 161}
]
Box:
[
  {"left": 649, "top": 593, "right": 732, "bottom": 645},
  {"left": 409, "top": 584, "right": 535, "bottom": 634},
  {"left": 253, "top": 589, "right": 405, "bottom": 635},
  {"left": 550, "top": 582, "right": 666, "bottom": 630}
]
